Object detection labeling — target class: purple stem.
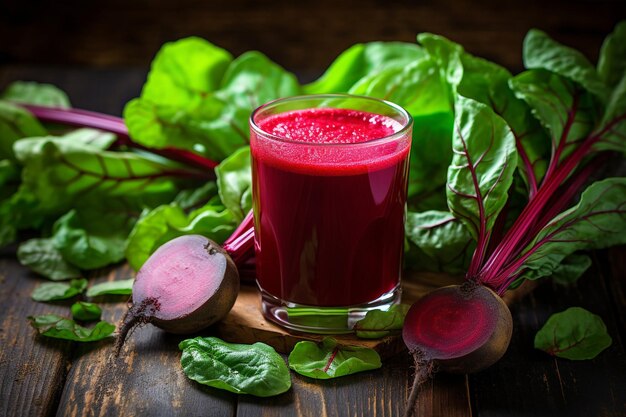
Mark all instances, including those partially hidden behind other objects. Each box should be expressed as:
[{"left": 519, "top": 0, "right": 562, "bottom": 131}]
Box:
[
  {"left": 223, "top": 210, "right": 256, "bottom": 267},
  {"left": 478, "top": 136, "right": 598, "bottom": 287},
  {"left": 21, "top": 104, "right": 219, "bottom": 171}
]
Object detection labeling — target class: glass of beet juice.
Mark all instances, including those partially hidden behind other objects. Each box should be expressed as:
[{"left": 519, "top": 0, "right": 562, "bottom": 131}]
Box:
[{"left": 250, "top": 95, "right": 413, "bottom": 333}]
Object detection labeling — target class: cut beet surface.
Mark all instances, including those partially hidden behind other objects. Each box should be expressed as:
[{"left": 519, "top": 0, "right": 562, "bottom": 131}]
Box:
[
  {"left": 401, "top": 283, "right": 512, "bottom": 417},
  {"left": 402, "top": 283, "right": 512, "bottom": 373},
  {"left": 115, "top": 235, "right": 239, "bottom": 354}
]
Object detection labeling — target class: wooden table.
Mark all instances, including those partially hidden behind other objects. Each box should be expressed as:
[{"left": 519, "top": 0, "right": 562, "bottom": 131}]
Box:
[{"left": 1, "top": 68, "right": 625, "bottom": 417}]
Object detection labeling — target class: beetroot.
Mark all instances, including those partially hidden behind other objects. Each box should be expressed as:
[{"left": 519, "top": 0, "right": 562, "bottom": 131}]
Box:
[
  {"left": 402, "top": 283, "right": 512, "bottom": 417},
  {"left": 115, "top": 235, "right": 239, "bottom": 354}
]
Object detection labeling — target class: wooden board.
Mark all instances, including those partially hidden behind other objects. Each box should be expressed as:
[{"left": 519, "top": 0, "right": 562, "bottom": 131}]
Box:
[
  {"left": 216, "top": 272, "right": 457, "bottom": 358},
  {"left": 216, "top": 271, "right": 536, "bottom": 359}
]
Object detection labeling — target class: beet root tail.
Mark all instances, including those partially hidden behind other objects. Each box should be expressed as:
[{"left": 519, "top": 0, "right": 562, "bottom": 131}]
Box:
[
  {"left": 114, "top": 298, "right": 159, "bottom": 357},
  {"left": 403, "top": 350, "right": 434, "bottom": 417}
]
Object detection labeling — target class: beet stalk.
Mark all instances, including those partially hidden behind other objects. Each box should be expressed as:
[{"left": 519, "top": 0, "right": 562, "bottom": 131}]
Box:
[{"left": 21, "top": 104, "right": 219, "bottom": 171}]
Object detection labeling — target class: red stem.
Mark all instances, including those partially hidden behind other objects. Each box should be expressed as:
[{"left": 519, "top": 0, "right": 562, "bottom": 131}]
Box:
[
  {"left": 223, "top": 210, "right": 256, "bottom": 266},
  {"left": 21, "top": 104, "right": 219, "bottom": 171},
  {"left": 515, "top": 136, "right": 539, "bottom": 199},
  {"left": 478, "top": 136, "right": 598, "bottom": 286},
  {"left": 524, "top": 155, "right": 606, "bottom": 243}
]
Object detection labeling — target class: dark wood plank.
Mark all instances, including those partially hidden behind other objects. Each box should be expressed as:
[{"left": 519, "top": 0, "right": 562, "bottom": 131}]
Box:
[
  {"left": 469, "top": 254, "right": 626, "bottom": 417},
  {"left": 235, "top": 352, "right": 470, "bottom": 417},
  {"left": 55, "top": 266, "right": 237, "bottom": 417},
  {"left": 0, "top": 250, "right": 74, "bottom": 417}
]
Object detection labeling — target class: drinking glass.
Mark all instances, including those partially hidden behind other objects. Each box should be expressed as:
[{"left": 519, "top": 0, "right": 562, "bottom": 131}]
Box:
[{"left": 249, "top": 94, "right": 413, "bottom": 333}]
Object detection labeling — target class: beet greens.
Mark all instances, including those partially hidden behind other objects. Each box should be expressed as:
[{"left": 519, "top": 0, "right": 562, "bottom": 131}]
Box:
[{"left": 399, "top": 24, "right": 626, "bottom": 417}]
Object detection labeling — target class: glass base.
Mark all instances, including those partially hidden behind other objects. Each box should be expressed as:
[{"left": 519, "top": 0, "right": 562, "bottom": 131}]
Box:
[{"left": 260, "top": 285, "right": 402, "bottom": 334}]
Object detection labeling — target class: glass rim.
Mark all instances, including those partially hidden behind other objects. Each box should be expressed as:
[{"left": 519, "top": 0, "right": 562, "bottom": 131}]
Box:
[{"left": 249, "top": 94, "right": 413, "bottom": 148}]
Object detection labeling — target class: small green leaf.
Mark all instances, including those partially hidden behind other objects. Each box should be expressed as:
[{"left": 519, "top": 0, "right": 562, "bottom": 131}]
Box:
[
  {"left": 354, "top": 304, "right": 410, "bottom": 338},
  {"left": 288, "top": 337, "right": 381, "bottom": 379},
  {"left": 31, "top": 278, "right": 87, "bottom": 301},
  {"left": 2, "top": 81, "right": 71, "bottom": 108},
  {"left": 28, "top": 314, "right": 115, "bottom": 342},
  {"left": 86, "top": 279, "right": 134, "bottom": 297},
  {"left": 534, "top": 307, "right": 612, "bottom": 360},
  {"left": 71, "top": 301, "right": 102, "bottom": 321},
  {"left": 215, "top": 146, "right": 252, "bottom": 222},
  {"left": 17, "top": 238, "right": 81, "bottom": 280},
  {"left": 179, "top": 337, "right": 291, "bottom": 397}
]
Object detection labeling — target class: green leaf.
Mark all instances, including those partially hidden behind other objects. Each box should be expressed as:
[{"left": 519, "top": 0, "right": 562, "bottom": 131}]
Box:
[
  {"left": 125, "top": 202, "right": 235, "bottom": 270},
  {"left": 125, "top": 39, "right": 299, "bottom": 162},
  {"left": 52, "top": 209, "right": 131, "bottom": 270},
  {"left": 551, "top": 254, "right": 592, "bottom": 286},
  {"left": 124, "top": 37, "right": 233, "bottom": 159},
  {"left": 31, "top": 278, "right": 88, "bottom": 301},
  {"left": 2, "top": 81, "right": 70, "bottom": 108},
  {"left": 0, "top": 159, "right": 19, "bottom": 193},
  {"left": 304, "top": 42, "right": 424, "bottom": 94},
  {"left": 288, "top": 337, "right": 381, "bottom": 379},
  {"left": 14, "top": 129, "right": 182, "bottom": 216},
  {"left": 521, "top": 178, "right": 626, "bottom": 278},
  {"left": 406, "top": 113, "right": 454, "bottom": 203},
  {"left": 405, "top": 210, "right": 474, "bottom": 273},
  {"left": 141, "top": 37, "right": 233, "bottom": 108},
  {"left": 595, "top": 73, "right": 626, "bottom": 154},
  {"left": 458, "top": 54, "right": 550, "bottom": 189},
  {"left": 417, "top": 33, "right": 464, "bottom": 89},
  {"left": 179, "top": 337, "right": 291, "bottom": 397},
  {"left": 87, "top": 278, "right": 135, "bottom": 297},
  {"left": 173, "top": 181, "right": 219, "bottom": 211},
  {"left": 354, "top": 304, "right": 410, "bottom": 338},
  {"left": 28, "top": 314, "right": 115, "bottom": 342},
  {"left": 71, "top": 301, "right": 102, "bottom": 321},
  {"left": 17, "top": 238, "right": 81, "bottom": 280},
  {"left": 446, "top": 96, "right": 517, "bottom": 240},
  {"left": 534, "top": 307, "right": 612, "bottom": 360},
  {"left": 0, "top": 100, "right": 47, "bottom": 160},
  {"left": 521, "top": 253, "right": 592, "bottom": 285},
  {"left": 349, "top": 55, "right": 450, "bottom": 116},
  {"left": 510, "top": 70, "right": 598, "bottom": 163},
  {"left": 86, "top": 279, "right": 134, "bottom": 297},
  {"left": 215, "top": 147, "right": 251, "bottom": 222},
  {"left": 598, "top": 21, "right": 626, "bottom": 88},
  {"left": 0, "top": 187, "right": 42, "bottom": 248},
  {"left": 217, "top": 51, "right": 299, "bottom": 112},
  {"left": 523, "top": 29, "right": 608, "bottom": 98}
]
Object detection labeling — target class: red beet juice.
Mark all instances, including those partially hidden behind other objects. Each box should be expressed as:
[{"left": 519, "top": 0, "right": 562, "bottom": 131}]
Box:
[{"left": 251, "top": 103, "right": 412, "bottom": 310}]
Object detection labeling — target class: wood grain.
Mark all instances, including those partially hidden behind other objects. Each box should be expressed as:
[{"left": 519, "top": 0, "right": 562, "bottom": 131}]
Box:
[
  {"left": 0, "top": 251, "right": 73, "bottom": 417},
  {"left": 55, "top": 267, "right": 237, "bottom": 417},
  {"left": 468, "top": 257, "right": 626, "bottom": 417}
]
